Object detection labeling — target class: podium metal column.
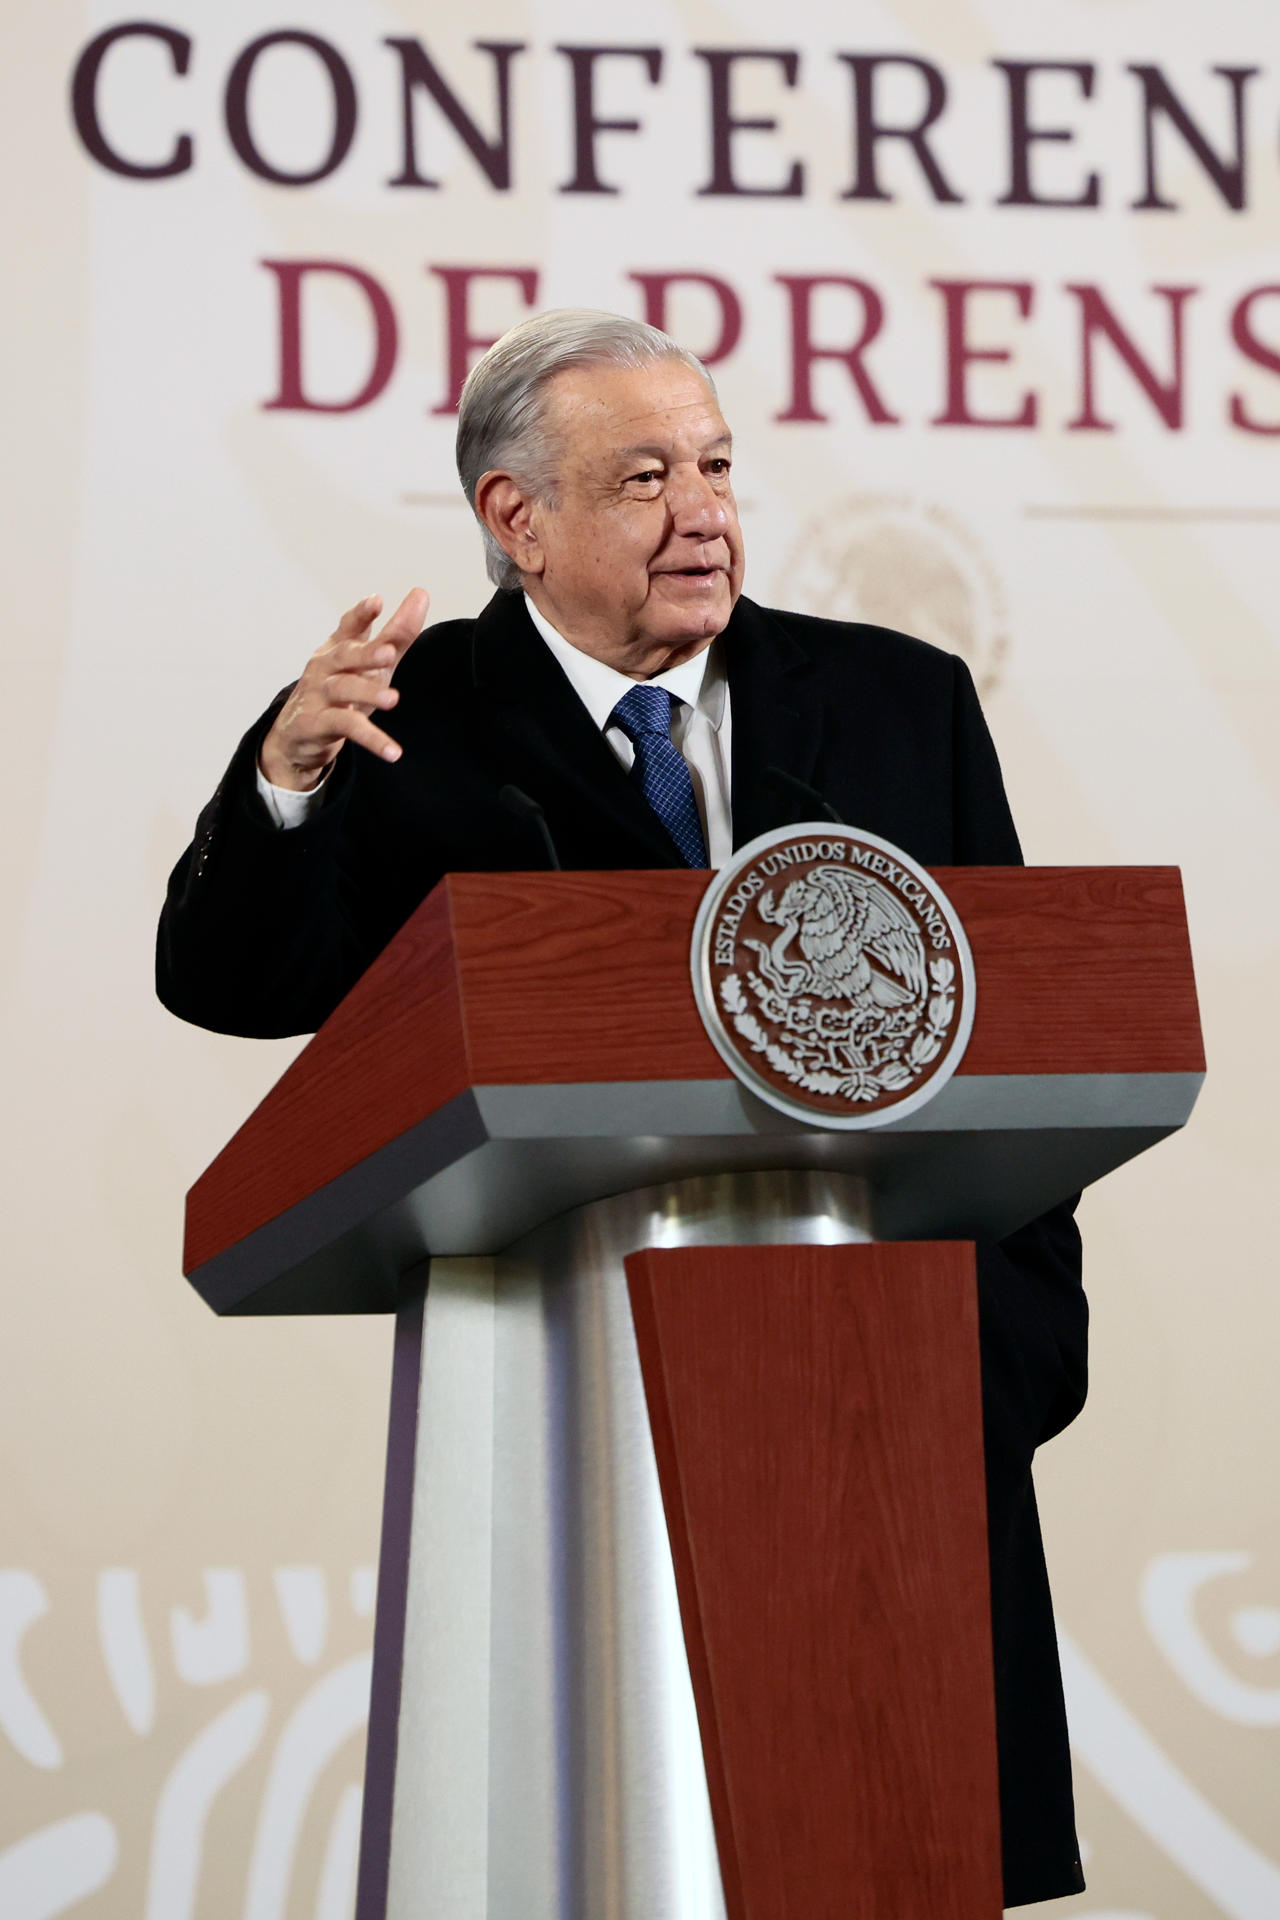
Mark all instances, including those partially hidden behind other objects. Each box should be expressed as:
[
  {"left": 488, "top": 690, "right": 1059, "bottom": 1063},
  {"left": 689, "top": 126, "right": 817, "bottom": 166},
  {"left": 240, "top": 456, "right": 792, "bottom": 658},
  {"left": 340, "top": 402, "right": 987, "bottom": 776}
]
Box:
[{"left": 359, "top": 1169, "right": 873, "bottom": 1920}]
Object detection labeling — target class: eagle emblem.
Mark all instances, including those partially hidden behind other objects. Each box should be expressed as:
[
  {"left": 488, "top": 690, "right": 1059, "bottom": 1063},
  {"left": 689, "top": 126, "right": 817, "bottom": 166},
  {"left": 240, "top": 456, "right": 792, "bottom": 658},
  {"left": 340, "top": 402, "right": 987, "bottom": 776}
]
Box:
[
  {"left": 748, "top": 865, "right": 927, "bottom": 1011},
  {"left": 692, "top": 827, "right": 974, "bottom": 1127}
]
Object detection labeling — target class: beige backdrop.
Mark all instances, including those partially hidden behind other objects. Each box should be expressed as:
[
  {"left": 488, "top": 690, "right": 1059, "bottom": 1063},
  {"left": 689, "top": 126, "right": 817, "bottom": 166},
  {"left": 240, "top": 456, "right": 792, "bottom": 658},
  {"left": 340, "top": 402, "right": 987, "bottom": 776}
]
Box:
[{"left": 3, "top": 2, "right": 1278, "bottom": 1914}]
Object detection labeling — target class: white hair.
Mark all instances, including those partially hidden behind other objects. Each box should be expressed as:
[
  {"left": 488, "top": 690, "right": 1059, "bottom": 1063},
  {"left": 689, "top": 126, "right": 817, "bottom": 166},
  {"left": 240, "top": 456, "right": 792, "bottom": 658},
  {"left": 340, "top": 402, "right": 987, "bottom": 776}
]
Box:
[{"left": 455, "top": 308, "right": 715, "bottom": 591}]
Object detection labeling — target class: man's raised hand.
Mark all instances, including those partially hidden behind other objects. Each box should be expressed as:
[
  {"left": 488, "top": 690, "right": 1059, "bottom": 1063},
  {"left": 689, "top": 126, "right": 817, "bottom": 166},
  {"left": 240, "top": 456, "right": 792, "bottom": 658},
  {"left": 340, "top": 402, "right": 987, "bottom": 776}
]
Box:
[{"left": 258, "top": 588, "right": 430, "bottom": 791}]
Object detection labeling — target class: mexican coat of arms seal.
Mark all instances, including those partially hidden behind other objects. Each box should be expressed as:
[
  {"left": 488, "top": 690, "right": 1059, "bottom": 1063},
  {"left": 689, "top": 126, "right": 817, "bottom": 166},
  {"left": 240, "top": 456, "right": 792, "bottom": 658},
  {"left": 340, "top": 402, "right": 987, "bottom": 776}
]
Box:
[{"left": 691, "top": 825, "right": 975, "bottom": 1128}]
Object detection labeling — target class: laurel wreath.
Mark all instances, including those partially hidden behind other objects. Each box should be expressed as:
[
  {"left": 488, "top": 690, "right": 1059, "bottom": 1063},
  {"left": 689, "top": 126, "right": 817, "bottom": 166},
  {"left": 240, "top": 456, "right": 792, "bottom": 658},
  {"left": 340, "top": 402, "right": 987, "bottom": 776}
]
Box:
[{"left": 720, "top": 957, "right": 956, "bottom": 1104}]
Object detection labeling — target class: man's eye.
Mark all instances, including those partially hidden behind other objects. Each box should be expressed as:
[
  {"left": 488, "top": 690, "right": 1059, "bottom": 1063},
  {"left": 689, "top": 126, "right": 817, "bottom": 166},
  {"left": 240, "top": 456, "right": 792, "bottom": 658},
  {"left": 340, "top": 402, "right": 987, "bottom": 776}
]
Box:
[
  {"left": 706, "top": 459, "right": 731, "bottom": 475},
  {"left": 630, "top": 470, "right": 661, "bottom": 485}
]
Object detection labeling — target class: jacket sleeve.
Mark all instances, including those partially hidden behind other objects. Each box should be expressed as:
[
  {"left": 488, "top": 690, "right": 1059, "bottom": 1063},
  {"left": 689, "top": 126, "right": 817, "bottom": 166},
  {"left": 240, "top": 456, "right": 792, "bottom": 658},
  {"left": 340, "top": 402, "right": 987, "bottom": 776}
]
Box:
[
  {"left": 155, "top": 694, "right": 373, "bottom": 1038},
  {"left": 948, "top": 653, "right": 1089, "bottom": 1453}
]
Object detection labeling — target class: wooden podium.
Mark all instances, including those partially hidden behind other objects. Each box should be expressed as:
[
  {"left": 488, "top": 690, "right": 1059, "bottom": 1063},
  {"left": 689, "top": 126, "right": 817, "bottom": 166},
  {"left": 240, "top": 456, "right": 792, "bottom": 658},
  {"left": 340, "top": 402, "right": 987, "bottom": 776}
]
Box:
[{"left": 184, "top": 867, "right": 1202, "bottom": 1920}]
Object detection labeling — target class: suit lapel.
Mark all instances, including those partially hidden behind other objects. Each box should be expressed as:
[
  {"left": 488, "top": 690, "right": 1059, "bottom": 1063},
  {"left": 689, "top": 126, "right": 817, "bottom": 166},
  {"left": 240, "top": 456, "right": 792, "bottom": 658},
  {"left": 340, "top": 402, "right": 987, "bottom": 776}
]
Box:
[
  {"left": 470, "top": 592, "right": 686, "bottom": 866},
  {"left": 469, "top": 591, "right": 824, "bottom": 865},
  {"left": 725, "top": 597, "right": 822, "bottom": 849}
]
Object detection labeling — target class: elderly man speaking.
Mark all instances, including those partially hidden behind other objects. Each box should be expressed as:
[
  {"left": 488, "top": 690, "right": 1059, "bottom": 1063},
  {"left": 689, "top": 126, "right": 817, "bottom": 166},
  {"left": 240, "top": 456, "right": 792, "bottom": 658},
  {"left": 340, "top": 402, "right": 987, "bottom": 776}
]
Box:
[{"left": 158, "top": 310, "right": 1087, "bottom": 1909}]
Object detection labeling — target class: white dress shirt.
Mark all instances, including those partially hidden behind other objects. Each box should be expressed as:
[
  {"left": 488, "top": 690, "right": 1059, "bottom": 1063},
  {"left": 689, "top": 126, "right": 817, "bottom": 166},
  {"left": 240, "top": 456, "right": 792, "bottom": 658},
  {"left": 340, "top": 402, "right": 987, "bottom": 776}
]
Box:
[
  {"left": 256, "top": 594, "right": 735, "bottom": 866},
  {"left": 522, "top": 597, "right": 734, "bottom": 867}
]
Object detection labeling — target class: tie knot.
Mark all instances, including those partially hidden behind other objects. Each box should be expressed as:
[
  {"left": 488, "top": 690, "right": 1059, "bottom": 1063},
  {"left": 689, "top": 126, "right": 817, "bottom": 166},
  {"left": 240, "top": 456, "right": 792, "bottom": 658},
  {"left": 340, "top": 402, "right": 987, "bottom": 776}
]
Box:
[{"left": 610, "top": 682, "right": 676, "bottom": 741}]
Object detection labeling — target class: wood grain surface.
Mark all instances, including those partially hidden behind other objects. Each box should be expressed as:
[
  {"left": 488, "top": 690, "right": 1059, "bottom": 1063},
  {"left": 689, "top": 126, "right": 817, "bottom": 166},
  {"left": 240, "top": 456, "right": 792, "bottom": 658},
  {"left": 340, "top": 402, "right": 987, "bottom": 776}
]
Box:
[
  {"left": 185, "top": 865, "right": 1202, "bottom": 1275},
  {"left": 626, "top": 1240, "right": 1002, "bottom": 1920},
  {"left": 947, "top": 865, "right": 1203, "bottom": 1075},
  {"left": 446, "top": 864, "right": 1202, "bottom": 1082},
  {"left": 184, "top": 885, "right": 470, "bottom": 1275}
]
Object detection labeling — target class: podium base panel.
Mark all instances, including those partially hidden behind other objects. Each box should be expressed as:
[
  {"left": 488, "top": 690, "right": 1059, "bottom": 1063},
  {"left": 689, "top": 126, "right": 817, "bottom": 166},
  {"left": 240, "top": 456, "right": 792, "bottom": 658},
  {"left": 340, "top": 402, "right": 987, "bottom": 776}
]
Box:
[
  {"left": 628, "top": 1239, "right": 1002, "bottom": 1920},
  {"left": 359, "top": 1168, "right": 995, "bottom": 1920}
]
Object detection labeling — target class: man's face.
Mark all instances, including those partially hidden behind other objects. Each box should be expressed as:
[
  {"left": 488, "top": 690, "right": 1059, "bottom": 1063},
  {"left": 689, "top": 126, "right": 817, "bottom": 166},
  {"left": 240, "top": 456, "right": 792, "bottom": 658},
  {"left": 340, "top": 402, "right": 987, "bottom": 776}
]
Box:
[{"left": 519, "top": 359, "right": 745, "bottom": 677}]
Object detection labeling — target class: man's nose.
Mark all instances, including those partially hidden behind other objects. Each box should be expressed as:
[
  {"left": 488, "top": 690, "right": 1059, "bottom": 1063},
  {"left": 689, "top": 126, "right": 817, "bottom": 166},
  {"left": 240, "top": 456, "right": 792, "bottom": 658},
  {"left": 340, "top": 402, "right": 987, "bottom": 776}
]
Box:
[{"left": 669, "top": 469, "right": 728, "bottom": 538}]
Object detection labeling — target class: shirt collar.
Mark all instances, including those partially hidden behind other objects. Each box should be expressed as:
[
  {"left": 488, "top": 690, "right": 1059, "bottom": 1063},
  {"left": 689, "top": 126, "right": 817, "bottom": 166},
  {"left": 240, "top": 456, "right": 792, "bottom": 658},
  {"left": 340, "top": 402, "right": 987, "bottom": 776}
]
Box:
[{"left": 524, "top": 594, "right": 726, "bottom": 732}]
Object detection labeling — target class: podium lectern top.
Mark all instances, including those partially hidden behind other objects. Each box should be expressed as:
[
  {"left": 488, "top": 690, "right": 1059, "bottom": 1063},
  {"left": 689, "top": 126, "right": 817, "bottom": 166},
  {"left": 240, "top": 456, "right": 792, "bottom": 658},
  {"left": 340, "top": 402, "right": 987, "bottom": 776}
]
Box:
[{"left": 184, "top": 866, "right": 1202, "bottom": 1315}]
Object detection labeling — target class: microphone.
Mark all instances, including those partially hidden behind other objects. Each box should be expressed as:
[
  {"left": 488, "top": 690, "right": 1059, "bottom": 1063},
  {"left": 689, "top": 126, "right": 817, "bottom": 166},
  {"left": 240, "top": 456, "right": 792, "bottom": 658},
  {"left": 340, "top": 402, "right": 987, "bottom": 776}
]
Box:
[
  {"left": 499, "top": 784, "right": 563, "bottom": 871},
  {"left": 764, "top": 766, "right": 846, "bottom": 827}
]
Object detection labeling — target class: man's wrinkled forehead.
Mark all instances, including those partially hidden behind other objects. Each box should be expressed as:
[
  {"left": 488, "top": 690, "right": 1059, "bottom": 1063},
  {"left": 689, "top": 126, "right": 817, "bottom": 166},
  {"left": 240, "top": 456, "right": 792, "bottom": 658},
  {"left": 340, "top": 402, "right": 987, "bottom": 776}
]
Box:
[{"left": 545, "top": 362, "right": 731, "bottom": 466}]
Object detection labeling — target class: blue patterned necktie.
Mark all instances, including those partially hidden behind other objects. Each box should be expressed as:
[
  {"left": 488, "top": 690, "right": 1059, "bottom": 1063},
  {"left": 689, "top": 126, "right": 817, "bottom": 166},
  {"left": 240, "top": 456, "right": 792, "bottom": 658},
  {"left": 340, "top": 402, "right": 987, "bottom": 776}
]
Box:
[{"left": 609, "top": 683, "right": 709, "bottom": 868}]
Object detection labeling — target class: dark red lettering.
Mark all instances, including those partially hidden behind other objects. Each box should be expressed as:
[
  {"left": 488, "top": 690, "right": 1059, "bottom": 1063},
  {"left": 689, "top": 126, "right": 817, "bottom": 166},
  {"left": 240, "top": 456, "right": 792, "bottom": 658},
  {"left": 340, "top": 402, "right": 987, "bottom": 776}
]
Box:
[
  {"left": 557, "top": 46, "right": 662, "bottom": 194},
  {"left": 1065, "top": 284, "right": 1197, "bottom": 431},
  {"left": 994, "top": 61, "right": 1099, "bottom": 208},
  {"left": 629, "top": 273, "right": 743, "bottom": 366},
  {"left": 930, "top": 281, "right": 1037, "bottom": 427},
  {"left": 839, "top": 55, "right": 962, "bottom": 204},
  {"left": 225, "top": 33, "right": 356, "bottom": 186},
  {"left": 70, "top": 23, "right": 193, "bottom": 178},
  {"left": 430, "top": 265, "right": 540, "bottom": 414},
  {"left": 1229, "top": 287, "right": 1280, "bottom": 434},
  {"left": 695, "top": 49, "right": 803, "bottom": 197},
  {"left": 261, "top": 260, "right": 398, "bottom": 412},
  {"left": 774, "top": 276, "right": 899, "bottom": 424},
  {"left": 384, "top": 39, "right": 523, "bottom": 190},
  {"left": 1129, "top": 64, "right": 1256, "bottom": 211}
]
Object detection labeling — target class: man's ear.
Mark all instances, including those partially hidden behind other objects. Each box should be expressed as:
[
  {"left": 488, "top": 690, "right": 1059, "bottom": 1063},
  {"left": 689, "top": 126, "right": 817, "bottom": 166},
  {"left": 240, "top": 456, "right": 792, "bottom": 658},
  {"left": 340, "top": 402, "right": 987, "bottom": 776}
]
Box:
[{"left": 475, "top": 471, "right": 545, "bottom": 578}]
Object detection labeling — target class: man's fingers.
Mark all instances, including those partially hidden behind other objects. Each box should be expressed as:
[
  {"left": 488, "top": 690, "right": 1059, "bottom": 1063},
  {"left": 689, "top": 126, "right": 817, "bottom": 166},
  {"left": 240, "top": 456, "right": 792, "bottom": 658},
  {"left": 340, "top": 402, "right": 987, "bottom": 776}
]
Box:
[
  {"left": 328, "top": 636, "right": 397, "bottom": 675},
  {"left": 326, "top": 588, "right": 424, "bottom": 666},
  {"left": 375, "top": 586, "right": 430, "bottom": 657},
  {"left": 289, "top": 590, "right": 422, "bottom": 766},
  {"left": 323, "top": 673, "right": 399, "bottom": 710},
  {"left": 333, "top": 593, "right": 383, "bottom": 643},
  {"left": 330, "top": 707, "right": 402, "bottom": 762}
]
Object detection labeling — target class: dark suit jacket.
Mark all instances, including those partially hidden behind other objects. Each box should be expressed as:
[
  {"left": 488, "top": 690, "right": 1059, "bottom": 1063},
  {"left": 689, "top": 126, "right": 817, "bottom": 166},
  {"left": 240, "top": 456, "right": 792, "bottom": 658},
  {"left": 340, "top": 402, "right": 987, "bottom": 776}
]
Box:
[{"left": 158, "top": 590, "right": 1087, "bottom": 1906}]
